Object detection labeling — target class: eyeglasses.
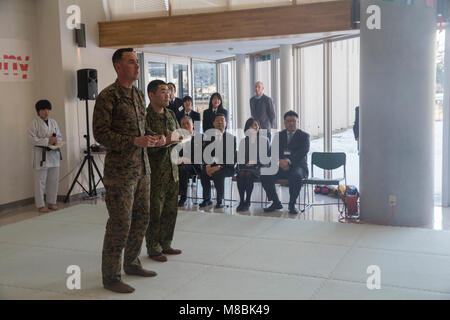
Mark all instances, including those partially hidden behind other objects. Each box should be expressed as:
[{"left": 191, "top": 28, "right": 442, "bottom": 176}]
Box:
[{"left": 285, "top": 119, "right": 298, "bottom": 123}]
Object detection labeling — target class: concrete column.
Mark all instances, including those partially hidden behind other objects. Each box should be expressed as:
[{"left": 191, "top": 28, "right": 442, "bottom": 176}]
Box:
[
  {"left": 442, "top": 27, "right": 450, "bottom": 207},
  {"left": 235, "top": 54, "right": 248, "bottom": 129},
  {"left": 360, "top": 0, "right": 436, "bottom": 227},
  {"left": 280, "top": 44, "right": 294, "bottom": 117},
  {"left": 271, "top": 51, "right": 280, "bottom": 129}
]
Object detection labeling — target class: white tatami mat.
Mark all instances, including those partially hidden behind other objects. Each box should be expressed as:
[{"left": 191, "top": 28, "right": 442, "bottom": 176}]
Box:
[{"left": 1, "top": 204, "right": 450, "bottom": 300}]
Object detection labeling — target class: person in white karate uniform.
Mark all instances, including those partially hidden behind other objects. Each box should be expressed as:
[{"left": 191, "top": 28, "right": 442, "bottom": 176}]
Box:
[{"left": 28, "top": 100, "right": 63, "bottom": 213}]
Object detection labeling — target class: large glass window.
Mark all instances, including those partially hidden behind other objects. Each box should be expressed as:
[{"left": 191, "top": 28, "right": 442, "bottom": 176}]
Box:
[
  {"left": 331, "top": 38, "right": 360, "bottom": 188},
  {"left": 255, "top": 54, "right": 272, "bottom": 98},
  {"left": 172, "top": 63, "right": 189, "bottom": 98},
  {"left": 300, "top": 44, "right": 324, "bottom": 179},
  {"left": 193, "top": 61, "right": 217, "bottom": 116},
  {"left": 147, "top": 61, "right": 167, "bottom": 83},
  {"left": 218, "top": 61, "right": 234, "bottom": 129},
  {"left": 435, "top": 30, "right": 445, "bottom": 205}
]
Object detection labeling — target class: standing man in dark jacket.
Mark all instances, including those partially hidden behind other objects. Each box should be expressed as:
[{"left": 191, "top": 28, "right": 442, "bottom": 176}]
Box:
[
  {"left": 250, "top": 81, "right": 276, "bottom": 139},
  {"left": 353, "top": 106, "right": 359, "bottom": 152},
  {"left": 167, "top": 82, "right": 183, "bottom": 115},
  {"left": 261, "top": 110, "right": 310, "bottom": 215}
]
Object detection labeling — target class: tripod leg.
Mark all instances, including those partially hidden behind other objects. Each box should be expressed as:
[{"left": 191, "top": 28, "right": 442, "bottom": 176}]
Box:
[
  {"left": 64, "top": 157, "right": 88, "bottom": 203},
  {"left": 91, "top": 157, "right": 104, "bottom": 186},
  {"left": 86, "top": 156, "right": 94, "bottom": 197}
]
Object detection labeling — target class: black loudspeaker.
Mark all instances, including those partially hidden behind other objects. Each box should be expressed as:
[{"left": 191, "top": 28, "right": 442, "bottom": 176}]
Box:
[
  {"left": 75, "top": 23, "right": 86, "bottom": 48},
  {"left": 351, "top": 0, "right": 360, "bottom": 29},
  {"left": 77, "top": 69, "right": 98, "bottom": 100}
]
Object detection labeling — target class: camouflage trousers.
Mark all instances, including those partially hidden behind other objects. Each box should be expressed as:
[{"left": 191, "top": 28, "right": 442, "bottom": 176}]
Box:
[
  {"left": 145, "top": 175, "right": 179, "bottom": 256},
  {"left": 102, "top": 173, "right": 150, "bottom": 285}
]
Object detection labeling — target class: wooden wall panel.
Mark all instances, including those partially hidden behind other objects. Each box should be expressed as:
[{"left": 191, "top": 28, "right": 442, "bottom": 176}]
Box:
[{"left": 99, "top": 0, "right": 353, "bottom": 48}]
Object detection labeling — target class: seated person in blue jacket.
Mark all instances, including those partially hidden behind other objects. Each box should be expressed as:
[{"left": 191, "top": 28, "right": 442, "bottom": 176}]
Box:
[
  {"left": 200, "top": 113, "right": 236, "bottom": 209},
  {"left": 176, "top": 95, "right": 201, "bottom": 129},
  {"left": 177, "top": 116, "right": 203, "bottom": 207},
  {"left": 236, "top": 117, "right": 270, "bottom": 212},
  {"left": 261, "top": 110, "right": 310, "bottom": 215}
]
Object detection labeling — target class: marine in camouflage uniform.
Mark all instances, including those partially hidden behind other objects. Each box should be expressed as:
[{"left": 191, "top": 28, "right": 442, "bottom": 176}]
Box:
[
  {"left": 93, "top": 79, "right": 155, "bottom": 286},
  {"left": 145, "top": 105, "right": 180, "bottom": 256}
]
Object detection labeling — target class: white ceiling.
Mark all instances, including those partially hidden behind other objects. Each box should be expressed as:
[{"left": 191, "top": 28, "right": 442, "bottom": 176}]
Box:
[{"left": 136, "top": 30, "right": 360, "bottom": 60}]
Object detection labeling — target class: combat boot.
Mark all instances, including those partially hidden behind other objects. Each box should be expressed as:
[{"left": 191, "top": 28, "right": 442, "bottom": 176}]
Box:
[
  {"left": 104, "top": 280, "right": 135, "bottom": 293},
  {"left": 124, "top": 266, "right": 157, "bottom": 277}
]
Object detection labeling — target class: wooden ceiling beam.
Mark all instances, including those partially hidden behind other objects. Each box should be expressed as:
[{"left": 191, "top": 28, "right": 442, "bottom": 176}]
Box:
[{"left": 98, "top": 0, "right": 353, "bottom": 48}]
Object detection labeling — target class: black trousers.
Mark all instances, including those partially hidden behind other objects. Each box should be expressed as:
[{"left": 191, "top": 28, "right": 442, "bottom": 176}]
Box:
[
  {"left": 261, "top": 167, "right": 306, "bottom": 205},
  {"left": 178, "top": 164, "right": 199, "bottom": 198},
  {"left": 200, "top": 166, "right": 234, "bottom": 201}
]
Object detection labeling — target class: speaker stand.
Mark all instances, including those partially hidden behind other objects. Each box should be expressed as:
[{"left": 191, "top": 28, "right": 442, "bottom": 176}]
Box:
[{"left": 64, "top": 99, "right": 104, "bottom": 203}]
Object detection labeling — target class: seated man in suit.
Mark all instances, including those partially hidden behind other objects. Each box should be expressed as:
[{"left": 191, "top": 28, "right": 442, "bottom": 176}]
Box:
[
  {"left": 261, "top": 110, "right": 310, "bottom": 214},
  {"left": 200, "top": 113, "right": 236, "bottom": 209},
  {"left": 177, "top": 96, "right": 201, "bottom": 129},
  {"left": 177, "top": 116, "right": 203, "bottom": 207}
]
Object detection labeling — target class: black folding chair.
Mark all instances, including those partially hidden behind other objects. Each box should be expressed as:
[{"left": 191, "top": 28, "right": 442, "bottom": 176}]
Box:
[{"left": 302, "top": 152, "right": 347, "bottom": 212}]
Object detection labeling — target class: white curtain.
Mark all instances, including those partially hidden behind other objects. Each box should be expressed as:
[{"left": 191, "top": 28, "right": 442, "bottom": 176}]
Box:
[
  {"left": 171, "top": 0, "right": 227, "bottom": 15},
  {"left": 108, "top": 0, "right": 168, "bottom": 20},
  {"left": 230, "top": 0, "right": 291, "bottom": 10}
]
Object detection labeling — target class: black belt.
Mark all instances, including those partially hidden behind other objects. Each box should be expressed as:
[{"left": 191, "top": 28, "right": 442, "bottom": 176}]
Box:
[{"left": 36, "top": 146, "right": 62, "bottom": 166}]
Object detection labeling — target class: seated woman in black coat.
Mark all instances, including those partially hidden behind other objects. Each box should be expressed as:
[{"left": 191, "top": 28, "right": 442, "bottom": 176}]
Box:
[
  {"left": 236, "top": 118, "right": 270, "bottom": 212},
  {"left": 202, "top": 92, "right": 228, "bottom": 133}
]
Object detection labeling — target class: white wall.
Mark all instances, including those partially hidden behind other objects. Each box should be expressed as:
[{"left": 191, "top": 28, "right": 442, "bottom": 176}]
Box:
[
  {"left": 57, "top": 0, "right": 115, "bottom": 195},
  {"left": 0, "top": 0, "right": 41, "bottom": 205},
  {"left": 0, "top": 0, "right": 116, "bottom": 206}
]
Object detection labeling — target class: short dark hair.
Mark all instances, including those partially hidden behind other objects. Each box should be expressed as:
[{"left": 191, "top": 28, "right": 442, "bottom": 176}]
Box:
[
  {"left": 167, "top": 82, "right": 176, "bottom": 90},
  {"left": 35, "top": 100, "right": 52, "bottom": 113},
  {"left": 112, "top": 48, "right": 134, "bottom": 65},
  {"left": 214, "top": 113, "right": 226, "bottom": 121},
  {"left": 147, "top": 79, "right": 167, "bottom": 95},
  {"left": 182, "top": 95, "right": 193, "bottom": 103},
  {"left": 284, "top": 110, "right": 298, "bottom": 120}
]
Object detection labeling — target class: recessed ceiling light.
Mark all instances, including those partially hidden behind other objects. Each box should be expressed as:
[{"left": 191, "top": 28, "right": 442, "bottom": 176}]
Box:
[{"left": 216, "top": 49, "right": 224, "bottom": 52}]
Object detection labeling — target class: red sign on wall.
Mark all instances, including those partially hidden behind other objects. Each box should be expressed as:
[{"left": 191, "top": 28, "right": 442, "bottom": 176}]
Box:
[{"left": 0, "top": 39, "right": 32, "bottom": 81}]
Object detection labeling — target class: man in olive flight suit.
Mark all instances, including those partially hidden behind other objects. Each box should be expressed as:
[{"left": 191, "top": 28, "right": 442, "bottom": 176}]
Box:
[
  {"left": 145, "top": 79, "right": 183, "bottom": 262},
  {"left": 93, "top": 48, "right": 165, "bottom": 294}
]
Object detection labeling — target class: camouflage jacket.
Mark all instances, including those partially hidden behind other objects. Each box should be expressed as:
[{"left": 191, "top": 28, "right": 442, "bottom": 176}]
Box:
[
  {"left": 93, "top": 80, "right": 153, "bottom": 185},
  {"left": 146, "top": 105, "right": 180, "bottom": 183}
]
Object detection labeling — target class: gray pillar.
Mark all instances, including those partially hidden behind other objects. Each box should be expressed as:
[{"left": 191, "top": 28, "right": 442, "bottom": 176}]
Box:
[
  {"left": 236, "top": 54, "right": 248, "bottom": 129},
  {"left": 360, "top": 0, "right": 436, "bottom": 227},
  {"left": 280, "top": 44, "right": 294, "bottom": 116},
  {"left": 442, "top": 26, "right": 450, "bottom": 207}
]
